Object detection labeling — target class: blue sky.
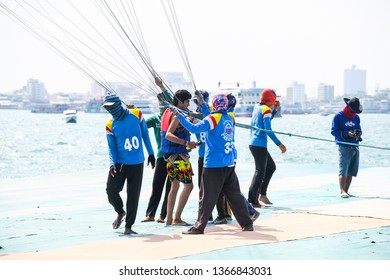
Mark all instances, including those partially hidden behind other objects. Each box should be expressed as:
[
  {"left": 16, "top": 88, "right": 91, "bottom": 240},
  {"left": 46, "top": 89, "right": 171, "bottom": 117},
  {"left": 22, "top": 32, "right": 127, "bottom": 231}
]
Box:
[{"left": 1, "top": 0, "right": 389, "bottom": 97}]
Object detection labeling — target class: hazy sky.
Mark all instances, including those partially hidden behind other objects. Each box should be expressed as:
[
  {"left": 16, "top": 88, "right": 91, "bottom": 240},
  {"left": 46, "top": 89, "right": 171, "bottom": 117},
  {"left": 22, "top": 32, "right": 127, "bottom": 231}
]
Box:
[{"left": 1, "top": 0, "right": 389, "bottom": 97}]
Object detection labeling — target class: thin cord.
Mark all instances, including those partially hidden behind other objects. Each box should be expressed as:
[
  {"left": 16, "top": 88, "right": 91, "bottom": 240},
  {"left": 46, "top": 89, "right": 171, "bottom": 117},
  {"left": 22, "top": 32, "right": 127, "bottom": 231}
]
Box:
[{"left": 165, "top": 103, "right": 390, "bottom": 151}]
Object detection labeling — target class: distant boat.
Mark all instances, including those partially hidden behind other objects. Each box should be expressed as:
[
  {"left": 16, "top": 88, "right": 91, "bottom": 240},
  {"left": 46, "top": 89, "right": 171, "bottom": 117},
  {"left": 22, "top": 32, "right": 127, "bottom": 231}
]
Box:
[
  {"left": 85, "top": 97, "right": 105, "bottom": 113},
  {"left": 63, "top": 109, "right": 77, "bottom": 123},
  {"left": 0, "top": 100, "right": 18, "bottom": 109},
  {"left": 216, "top": 82, "right": 262, "bottom": 118},
  {"left": 84, "top": 96, "right": 157, "bottom": 114},
  {"left": 279, "top": 103, "right": 306, "bottom": 114},
  {"left": 31, "top": 103, "right": 69, "bottom": 113},
  {"left": 234, "top": 107, "right": 254, "bottom": 118},
  {"left": 128, "top": 98, "right": 157, "bottom": 114}
]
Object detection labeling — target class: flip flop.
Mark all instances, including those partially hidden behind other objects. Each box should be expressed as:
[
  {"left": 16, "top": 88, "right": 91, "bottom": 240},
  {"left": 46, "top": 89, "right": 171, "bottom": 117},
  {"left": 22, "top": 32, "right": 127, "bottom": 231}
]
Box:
[
  {"left": 340, "top": 194, "right": 349, "bottom": 198},
  {"left": 112, "top": 217, "right": 124, "bottom": 229}
]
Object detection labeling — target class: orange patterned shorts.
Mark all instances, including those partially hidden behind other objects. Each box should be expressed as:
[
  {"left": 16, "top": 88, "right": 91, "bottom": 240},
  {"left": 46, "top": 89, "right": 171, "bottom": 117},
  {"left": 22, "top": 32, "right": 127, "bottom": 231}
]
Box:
[{"left": 166, "top": 156, "right": 194, "bottom": 184}]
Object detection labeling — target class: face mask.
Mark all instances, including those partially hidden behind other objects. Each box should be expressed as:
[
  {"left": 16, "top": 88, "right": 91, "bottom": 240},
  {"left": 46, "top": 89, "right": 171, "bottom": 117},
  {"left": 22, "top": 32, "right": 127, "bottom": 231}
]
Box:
[{"left": 106, "top": 101, "right": 126, "bottom": 121}]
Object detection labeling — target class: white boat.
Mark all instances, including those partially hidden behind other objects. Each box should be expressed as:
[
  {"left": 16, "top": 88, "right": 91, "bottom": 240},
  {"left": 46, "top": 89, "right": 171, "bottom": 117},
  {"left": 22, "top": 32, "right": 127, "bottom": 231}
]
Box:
[
  {"left": 63, "top": 109, "right": 77, "bottom": 123},
  {"left": 215, "top": 82, "right": 263, "bottom": 117},
  {"left": 128, "top": 97, "right": 158, "bottom": 114},
  {"left": 84, "top": 96, "right": 158, "bottom": 114}
]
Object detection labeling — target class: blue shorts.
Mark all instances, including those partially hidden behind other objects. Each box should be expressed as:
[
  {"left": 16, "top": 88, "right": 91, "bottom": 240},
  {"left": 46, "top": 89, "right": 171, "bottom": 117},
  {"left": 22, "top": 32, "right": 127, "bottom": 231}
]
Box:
[{"left": 338, "top": 145, "right": 359, "bottom": 177}]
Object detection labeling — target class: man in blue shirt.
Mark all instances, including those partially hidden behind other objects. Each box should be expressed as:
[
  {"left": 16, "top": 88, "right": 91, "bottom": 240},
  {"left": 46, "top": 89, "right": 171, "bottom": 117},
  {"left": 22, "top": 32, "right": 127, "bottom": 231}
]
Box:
[
  {"left": 173, "top": 93, "right": 253, "bottom": 234},
  {"left": 248, "top": 89, "right": 286, "bottom": 207},
  {"left": 103, "top": 92, "right": 155, "bottom": 234},
  {"left": 331, "top": 97, "right": 363, "bottom": 198}
]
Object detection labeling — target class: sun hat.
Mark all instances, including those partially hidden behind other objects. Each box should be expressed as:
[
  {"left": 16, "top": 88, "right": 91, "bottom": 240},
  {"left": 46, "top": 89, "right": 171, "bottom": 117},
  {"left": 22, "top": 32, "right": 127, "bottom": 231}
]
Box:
[{"left": 344, "top": 97, "right": 363, "bottom": 114}]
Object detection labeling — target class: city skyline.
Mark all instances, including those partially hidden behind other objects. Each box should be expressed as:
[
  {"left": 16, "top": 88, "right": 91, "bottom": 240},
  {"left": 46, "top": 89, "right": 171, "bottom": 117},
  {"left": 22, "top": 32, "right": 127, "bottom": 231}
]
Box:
[
  {"left": 1, "top": 0, "right": 390, "bottom": 96},
  {"left": 0, "top": 66, "right": 379, "bottom": 101}
]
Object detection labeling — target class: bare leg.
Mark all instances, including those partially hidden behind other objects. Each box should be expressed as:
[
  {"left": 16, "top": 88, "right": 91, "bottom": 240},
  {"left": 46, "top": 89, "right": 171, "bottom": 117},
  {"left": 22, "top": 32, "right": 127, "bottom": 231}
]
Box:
[
  {"left": 173, "top": 183, "right": 193, "bottom": 225},
  {"left": 339, "top": 175, "right": 348, "bottom": 197},
  {"left": 166, "top": 179, "right": 180, "bottom": 225},
  {"left": 345, "top": 175, "right": 353, "bottom": 194}
]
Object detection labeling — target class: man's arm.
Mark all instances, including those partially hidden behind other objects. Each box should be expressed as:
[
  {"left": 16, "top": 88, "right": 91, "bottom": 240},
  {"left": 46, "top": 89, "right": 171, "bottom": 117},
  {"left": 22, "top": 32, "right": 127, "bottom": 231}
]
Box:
[
  {"left": 177, "top": 114, "right": 211, "bottom": 134},
  {"left": 166, "top": 116, "right": 186, "bottom": 145},
  {"left": 140, "top": 118, "right": 154, "bottom": 155}
]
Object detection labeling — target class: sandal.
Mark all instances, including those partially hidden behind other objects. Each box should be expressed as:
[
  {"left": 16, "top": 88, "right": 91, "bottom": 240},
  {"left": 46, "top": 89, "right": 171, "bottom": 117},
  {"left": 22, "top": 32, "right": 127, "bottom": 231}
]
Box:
[
  {"left": 112, "top": 212, "right": 126, "bottom": 229},
  {"left": 112, "top": 217, "right": 124, "bottom": 229}
]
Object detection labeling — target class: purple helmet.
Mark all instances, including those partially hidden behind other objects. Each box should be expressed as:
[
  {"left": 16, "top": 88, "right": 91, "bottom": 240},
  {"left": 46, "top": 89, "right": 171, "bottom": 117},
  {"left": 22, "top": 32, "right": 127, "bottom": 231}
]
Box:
[{"left": 212, "top": 94, "right": 228, "bottom": 112}]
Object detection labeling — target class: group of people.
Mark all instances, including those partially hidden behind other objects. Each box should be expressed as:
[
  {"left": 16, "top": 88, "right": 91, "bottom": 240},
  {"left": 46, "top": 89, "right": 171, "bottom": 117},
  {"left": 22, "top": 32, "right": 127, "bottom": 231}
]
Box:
[{"left": 102, "top": 78, "right": 363, "bottom": 235}]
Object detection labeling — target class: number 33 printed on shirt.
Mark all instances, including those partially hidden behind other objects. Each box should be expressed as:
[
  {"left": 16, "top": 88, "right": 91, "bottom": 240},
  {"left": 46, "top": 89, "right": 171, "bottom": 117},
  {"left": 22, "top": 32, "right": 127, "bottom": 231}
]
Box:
[
  {"left": 224, "top": 141, "right": 234, "bottom": 154},
  {"left": 124, "top": 136, "right": 140, "bottom": 151}
]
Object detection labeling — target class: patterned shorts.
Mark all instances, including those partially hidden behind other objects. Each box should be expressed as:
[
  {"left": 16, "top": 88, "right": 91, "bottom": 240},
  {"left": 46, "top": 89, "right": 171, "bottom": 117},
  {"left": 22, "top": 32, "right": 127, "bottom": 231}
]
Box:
[{"left": 166, "top": 156, "right": 194, "bottom": 184}]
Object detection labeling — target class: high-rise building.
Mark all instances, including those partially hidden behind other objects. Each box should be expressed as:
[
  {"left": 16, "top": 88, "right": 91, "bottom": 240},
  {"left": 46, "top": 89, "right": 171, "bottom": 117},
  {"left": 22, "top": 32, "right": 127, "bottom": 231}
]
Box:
[
  {"left": 89, "top": 81, "right": 106, "bottom": 97},
  {"left": 343, "top": 65, "right": 366, "bottom": 97},
  {"left": 286, "top": 81, "right": 306, "bottom": 104},
  {"left": 317, "top": 83, "right": 334, "bottom": 102},
  {"left": 27, "top": 79, "right": 47, "bottom": 103}
]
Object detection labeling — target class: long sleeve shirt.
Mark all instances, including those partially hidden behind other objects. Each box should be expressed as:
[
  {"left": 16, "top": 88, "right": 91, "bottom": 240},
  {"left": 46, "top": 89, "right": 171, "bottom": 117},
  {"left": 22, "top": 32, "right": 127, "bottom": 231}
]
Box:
[
  {"left": 146, "top": 113, "right": 163, "bottom": 159},
  {"left": 178, "top": 112, "right": 235, "bottom": 168},
  {"left": 331, "top": 111, "right": 361, "bottom": 146},
  {"left": 106, "top": 109, "right": 154, "bottom": 166},
  {"left": 249, "top": 103, "right": 281, "bottom": 148}
]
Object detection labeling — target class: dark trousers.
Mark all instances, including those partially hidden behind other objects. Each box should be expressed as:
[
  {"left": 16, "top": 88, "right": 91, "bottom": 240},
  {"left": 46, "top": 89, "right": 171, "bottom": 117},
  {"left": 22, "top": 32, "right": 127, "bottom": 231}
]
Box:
[
  {"left": 195, "top": 166, "right": 252, "bottom": 231},
  {"left": 106, "top": 163, "right": 143, "bottom": 228},
  {"left": 198, "top": 157, "right": 213, "bottom": 220},
  {"left": 216, "top": 192, "right": 256, "bottom": 217},
  {"left": 216, "top": 192, "right": 228, "bottom": 219},
  {"left": 145, "top": 157, "right": 171, "bottom": 219},
  {"left": 197, "top": 157, "right": 204, "bottom": 189},
  {"left": 248, "top": 145, "right": 276, "bottom": 203}
]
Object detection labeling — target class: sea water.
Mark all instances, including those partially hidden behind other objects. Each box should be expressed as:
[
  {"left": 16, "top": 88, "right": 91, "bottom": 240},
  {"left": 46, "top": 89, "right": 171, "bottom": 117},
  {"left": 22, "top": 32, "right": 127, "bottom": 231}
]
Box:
[{"left": 0, "top": 109, "right": 389, "bottom": 180}]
